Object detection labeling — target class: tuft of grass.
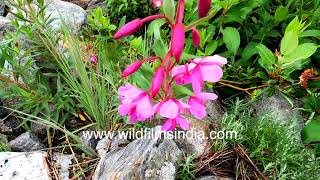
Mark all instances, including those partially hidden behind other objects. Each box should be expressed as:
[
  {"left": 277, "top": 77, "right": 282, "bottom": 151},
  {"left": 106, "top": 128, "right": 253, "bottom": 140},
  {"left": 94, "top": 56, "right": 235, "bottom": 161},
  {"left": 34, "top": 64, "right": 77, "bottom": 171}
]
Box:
[
  {"left": 214, "top": 100, "right": 320, "bottom": 179},
  {"left": 176, "top": 154, "right": 197, "bottom": 180}
]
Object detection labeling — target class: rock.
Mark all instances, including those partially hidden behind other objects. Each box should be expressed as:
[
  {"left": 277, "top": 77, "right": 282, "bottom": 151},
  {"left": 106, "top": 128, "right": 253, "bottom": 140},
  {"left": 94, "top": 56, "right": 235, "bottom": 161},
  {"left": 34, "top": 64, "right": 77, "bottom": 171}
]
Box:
[
  {"left": 196, "top": 175, "right": 234, "bottom": 180},
  {"left": 0, "top": 151, "right": 50, "bottom": 179},
  {"left": 80, "top": 130, "right": 100, "bottom": 150},
  {"left": 174, "top": 118, "right": 211, "bottom": 158},
  {"left": 0, "top": 3, "right": 6, "bottom": 16},
  {"left": 0, "top": 99, "right": 7, "bottom": 118},
  {"left": 0, "top": 116, "right": 23, "bottom": 136},
  {"left": 62, "top": 0, "right": 91, "bottom": 9},
  {"left": 93, "top": 126, "right": 183, "bottom": 180},
  {"left": 0, "top": 17, "right": 12, "bottom": 40},
  {"left": 252, "top": 93, "right": 304, "bottom": 129},
  {"left": 206, "top": 99, "right": 224, "bottom": 122},
  {"left": 31, "top": 123, "right": 48, "bottom": 137},
  {"left": 52, "top": 153, "right": 73, "bottom": 180},
  {"left": 96, "top": 135, "right": 129, "bottom": 157},
  {"left": 9, "top": 131, "right": 46, "bottom": 151},
  {"left": 87, "top": 0, "right": 107, "bottom": 11},
  {"left": 7, "top": 0, "right": 86, "bottom": 32}
]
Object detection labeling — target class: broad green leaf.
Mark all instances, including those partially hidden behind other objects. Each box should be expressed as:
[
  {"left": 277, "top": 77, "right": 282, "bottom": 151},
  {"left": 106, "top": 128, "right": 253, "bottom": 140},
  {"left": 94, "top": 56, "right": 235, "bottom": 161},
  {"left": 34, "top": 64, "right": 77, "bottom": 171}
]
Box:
[
  {"left": 241, "top": 42, "right": 259, "bottom": 60},
  {"left": 163, "top": 0, "right": 175, "bottom": 21},
  {"left": 274, "top": 6, "right": 288, "bottom": 22},
  {"left": 256, "top": 44, "right": 276, "bottom": 71},
  {"left": 147, "top": 19, "right": 166, "bottom": 38},
  {"left": 205, "top": 41, "right": 218, "bottom": 55},
  {"left": 280, "top": 30, "right": 298, "bottom": 55},
  {"left": 222, "top": 27, "right": 240, "bottom": 54},
  {"left": 281, "top": 43, "right": 317, "bottom": 69},
  {"left": 301, "top": 119, "right": 320, "bottom": 144},
  {"left": 153, "top": 38, "right": 168, "bottom": 58},
  {"left": 173, "top": 85, "right": 193, "bottom": 98},
  {"left": 300, "top": 30, "right": 320, "bottom": 37},
  {"left": 185, "top": 0, "right": 193, "bottom": 10}
]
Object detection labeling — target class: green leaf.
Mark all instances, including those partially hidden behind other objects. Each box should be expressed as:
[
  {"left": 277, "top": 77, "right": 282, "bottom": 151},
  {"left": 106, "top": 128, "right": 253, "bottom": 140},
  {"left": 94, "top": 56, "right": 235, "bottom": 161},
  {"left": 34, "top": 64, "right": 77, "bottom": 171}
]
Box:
[
  {"left": 222, "top": 27, "right": 240, "bottom": 54},
  {"left": 274, "top": 6, "right": 288, "bottom": 22},
  {"left": 281, "top": 43, "right": 317, "bottom": 69},
  {"left": 173, "top": 85, "right": 193, "bottom": 98},
  {"left": 241, "top": 42, "right": 259, "bottom": 60},
  {"left": 205, "top": 41, "right": 218, "bottom": 55},
  {"left": 153, "top": 38, "right": 168, "bottom": 58},
  {"left": 300, "top": 30, "right": 320, "bottom": 37},
  {"left": 280, "top": 30, "right": 298, "bottom": 55},
  {"left": 301, "top": 119, "right": 320, "bottom": 144},
  {"left": 256, "top": 44, "right": 276, "bottom": 71},
  {"left": 163, "top": 0, "right": 175, "bottom": 21}
]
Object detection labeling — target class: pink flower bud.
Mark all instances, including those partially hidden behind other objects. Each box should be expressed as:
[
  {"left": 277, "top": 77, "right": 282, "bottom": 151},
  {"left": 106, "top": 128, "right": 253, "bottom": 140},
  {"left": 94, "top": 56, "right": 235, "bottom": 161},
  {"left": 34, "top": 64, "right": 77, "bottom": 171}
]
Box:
[
  {"left": 122, "top": 61, "right": 142, "bottom": 78},
  {"left": 151, "top": 67, "right": 165, "bottom": 97},
  {"left": 191, "top": 27, "right": 200, "bottom": 47},
  {"left": 114, "top": 19, "right": 143, "bottom": 39},
  {"left": 198, "top": 0, "right": 212, "bottom": 18},
  {"left": 90, "top": 54, "right": 98, "bottom": 65},
  {"left": 171, "top": 23, "right": 185, "bottom": 61},
  {"left": 152, "top": 0, "right": 163, "bottom": 8}
]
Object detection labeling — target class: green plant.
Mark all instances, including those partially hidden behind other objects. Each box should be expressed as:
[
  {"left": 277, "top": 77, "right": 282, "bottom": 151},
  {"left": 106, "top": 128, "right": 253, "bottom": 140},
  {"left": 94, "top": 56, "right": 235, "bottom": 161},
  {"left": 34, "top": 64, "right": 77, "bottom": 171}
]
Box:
[
  {"left": 176, "top": 154, "right": 197, "bottom": 180},
  {"left": 87, "top": 7, "right": 117, "bottom": 35},
  {"left": 215, "top": 100, "right": 320, "bottom": 179}
]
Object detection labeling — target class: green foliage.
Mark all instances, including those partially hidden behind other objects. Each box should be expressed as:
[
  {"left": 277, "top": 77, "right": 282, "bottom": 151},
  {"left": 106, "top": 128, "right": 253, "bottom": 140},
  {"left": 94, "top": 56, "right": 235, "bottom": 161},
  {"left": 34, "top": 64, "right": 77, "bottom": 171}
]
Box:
[
  {"left": 216, "top": 101, "right": 320, "bottom": 179},
  {"left": 87, "top": 7, "right": 117, "bottom": 34},
  {"left": 301, "top": 118, "right": 320, "bottom": 144}
]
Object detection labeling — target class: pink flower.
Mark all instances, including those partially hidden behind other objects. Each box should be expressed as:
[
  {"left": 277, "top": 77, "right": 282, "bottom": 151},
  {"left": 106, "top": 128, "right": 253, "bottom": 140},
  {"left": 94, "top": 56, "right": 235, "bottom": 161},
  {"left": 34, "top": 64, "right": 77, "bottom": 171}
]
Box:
[
  {"left": 198, "top": 0, "right": 212, "bottom": 18},
  {"left": 188, "top": 92, "right": 217, "bottom": 119},
  {"left": 90, "top": 54, "right": 97, "bottom": 65},
  {"left": 122, "top": 61, "right": 142, "bottom": 78},
  {"left": 172, "top": 55, "right": 227, "bottom": 93},
  {"left": 152, "top": 0, "right": 163, "bottom": 8},
  {"left": 171, "top": 23, "right": 185, "bottom": 61},
  {"left": 192, "top": 27, "right": 200, "bottom": 47},
  {"left": 151, "top": 67, "right": 165, "bottom": 97},
  {"left": 118, "top": 84, "right": 154, "bottom": 123},
  {"left": 154, "top": 98, "right": 191, "bottom": 130},
  {"left": 114, "top": 19, "right": 143, "bottom": 39}
]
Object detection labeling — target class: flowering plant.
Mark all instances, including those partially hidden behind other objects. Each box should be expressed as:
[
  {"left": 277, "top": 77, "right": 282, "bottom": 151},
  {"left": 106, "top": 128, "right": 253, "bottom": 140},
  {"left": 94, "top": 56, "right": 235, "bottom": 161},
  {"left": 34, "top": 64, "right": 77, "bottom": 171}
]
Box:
[{"left": 114, "top": 0, "right": 227, "bottom": 131}]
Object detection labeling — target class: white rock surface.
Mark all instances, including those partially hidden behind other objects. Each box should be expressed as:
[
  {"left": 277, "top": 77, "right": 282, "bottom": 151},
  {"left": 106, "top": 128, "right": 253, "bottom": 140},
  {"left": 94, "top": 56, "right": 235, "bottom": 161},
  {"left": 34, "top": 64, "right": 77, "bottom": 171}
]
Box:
[
  {"left": 52, "top": 153, "right": 73, "bottom": 180},
  {"left": 0, "top": 151, "right": 50, "bottom": 180}
]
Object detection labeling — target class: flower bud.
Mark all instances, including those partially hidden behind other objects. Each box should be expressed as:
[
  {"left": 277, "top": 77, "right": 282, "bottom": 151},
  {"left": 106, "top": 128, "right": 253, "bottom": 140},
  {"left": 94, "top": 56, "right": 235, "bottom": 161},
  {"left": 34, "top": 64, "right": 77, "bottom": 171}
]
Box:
[
  {"left": 171, "top": 23, "right": 185, "bottom": 61},
  {"left": 198, "top": 0, "right": 212, "bottom": 18},
  {"left": 90, "top": 54, "right": 98, "bottom": 65},
  {"left": 122, "top": 61, "right": 142, "bottom": 78},
  {"left": 152, "top": 0, "right": 163, "bottom": 8},
  {"left": 191, "top": 27, "right": 200, "bottom": 47},
  {"left": 151, "top": 67, "right": 165, "bottom": 97},
  {"left": 114, "top": 19, "right": 143, "bottom": 39}
]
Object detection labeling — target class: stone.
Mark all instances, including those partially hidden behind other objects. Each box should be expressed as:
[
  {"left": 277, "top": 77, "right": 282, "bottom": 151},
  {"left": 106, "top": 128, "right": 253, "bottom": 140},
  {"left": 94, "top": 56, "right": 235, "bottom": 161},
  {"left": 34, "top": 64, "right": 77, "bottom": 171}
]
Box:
[
  {"left": 96, "top": 135, "right": 129, "bottom": 157},
  {"left": 31, "top": 123, "right": 48, "bottom": 137},
  {"left": 8, "top": 131, "right": 46, "bottom": 151},
  {"left": 7, "top": 0, "right": 86, "bottom": 32},
  {"left": 62, "top": 0, "right": 92, "bottom": 9},
  {"left": 52, "top": 153, "right": 73, "bottom": 180},
  {"left": 196, "top": 175, "right": 234, "bottom": 180},
  {"left": 0, "top": 17, "right": 12, "bottom": 40},
  {"left": 80, "top": 130, "right": 100, "bottom": 150},
  {"left": 0, "top": 151, "right": 50, "bottom": 180},
  {"left": 252, "top": 93, "right": 304, "bottom": 131},
  {"left": 0, "top": 3, "right": 6, "bottom": 17},
  {"left": 206, "top": 99, "right": 224, "bottom": 122},
  {"left": 93, "top": 126, "right": 183, "bottom": 180},
  {"left": 174, "top": 118, "right": 211, "bottom": 158},
  {"left": 87, "top": 0, "right": 107, "bottom": 11}
]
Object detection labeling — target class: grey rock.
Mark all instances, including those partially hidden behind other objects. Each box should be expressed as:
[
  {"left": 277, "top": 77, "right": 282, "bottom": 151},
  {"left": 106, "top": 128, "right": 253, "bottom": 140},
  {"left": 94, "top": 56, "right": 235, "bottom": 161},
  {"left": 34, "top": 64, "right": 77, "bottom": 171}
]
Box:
[
  {"left": 87, "top": 0, "right": 107, "bottom": 11},
  {"left": 196, "top": 175, "right": 234, "bottom": 180},
  {"left": 31, "top": 123, "right": 47, "bottom": 137},
  {"left": 96, "top": 135, "right": 129, "bottom": 157},
  {"left": 174, "top": 118, "right": 211, "bottom": 158},
  {"left": 80, "top": 130, "right": 100, "bottom": 150},
  {"left": 93, "top": 126, "right": 183, "bottom": 180},
  {"left": 0, "top": 17, "right": 12, "bottom": 40},
  {"left": 52, "top": 153, "right": 73, "bottom": 180},
  {"left": 206, "top": 99, "right": 224, "bottom": 122},
  {"left": 253, "top": 93, "right": 304, "bottom": 130},
  {"left": 0, "top": 3, "right": 6, "bottom": 16},
  {"left": 62, "top": 0, "right": 92, "bottom": 8},
  {"left": 0, "top": 116, "right": 22, "bottom": 135},
  {"left": 9, "top": 131, "right": 46, "bottom": 151},
  {"left": 7, "top": 0, "right": 86, "bottom": 32}
]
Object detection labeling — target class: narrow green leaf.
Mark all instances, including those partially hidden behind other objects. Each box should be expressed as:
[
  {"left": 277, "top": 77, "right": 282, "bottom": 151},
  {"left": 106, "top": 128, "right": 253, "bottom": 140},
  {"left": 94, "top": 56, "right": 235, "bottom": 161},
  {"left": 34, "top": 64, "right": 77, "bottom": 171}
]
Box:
[
  {"left": 222, "top": 27, "right": 240, "bottom": 54},
  {"left": 281, "top": 43, "right": 317, "bottom": 69},
  {"left": 300, "top": 30, "right": 320, "bottom": 37},
  {"left": 280, "top": 30, "right": 298, "bottom": 55}
]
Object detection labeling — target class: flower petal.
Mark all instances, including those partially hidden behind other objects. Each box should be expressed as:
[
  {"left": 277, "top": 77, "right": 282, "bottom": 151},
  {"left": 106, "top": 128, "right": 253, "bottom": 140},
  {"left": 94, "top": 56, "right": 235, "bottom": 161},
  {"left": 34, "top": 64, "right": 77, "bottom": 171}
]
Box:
[
  {"left": 136, "top": 95, "right": 154, "bottom": 120},
  {"left": 201, "top": 55, "right": 228, "bottom": 65},
  {"left": 196, "top": 92, "right": 218, "bottom": 101},
  {"left": 176, "top": 116, "right": 190, "bottom": 130},
  {"left": 200, "top": 64, "right": 223, "bottom": 83},
  {"left": 189, "top": 96, "right": 206, "bottom": 119},
  {"left": 159, "top": 99, "right": 179, "bottom": 119},
  {"left": 161, "top": 119, "right": 176, "bottom": 131}
]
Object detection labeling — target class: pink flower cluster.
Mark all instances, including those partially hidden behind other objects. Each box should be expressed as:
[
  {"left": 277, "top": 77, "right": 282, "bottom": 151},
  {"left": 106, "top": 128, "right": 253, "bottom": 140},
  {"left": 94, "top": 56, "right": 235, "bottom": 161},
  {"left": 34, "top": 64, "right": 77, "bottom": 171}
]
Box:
[{"left": 114, "top": 0, "right": 226, "bottom": 131}]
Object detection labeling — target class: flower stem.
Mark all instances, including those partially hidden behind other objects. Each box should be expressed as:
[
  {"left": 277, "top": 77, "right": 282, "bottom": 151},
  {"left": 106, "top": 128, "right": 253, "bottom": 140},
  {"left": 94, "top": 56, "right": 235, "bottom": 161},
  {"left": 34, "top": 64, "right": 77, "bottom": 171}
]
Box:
[{"left": 142, "top": 14, "right": 174, "bottom": 28}]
